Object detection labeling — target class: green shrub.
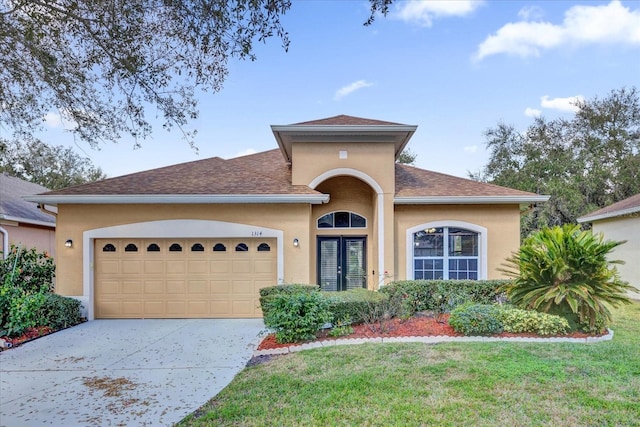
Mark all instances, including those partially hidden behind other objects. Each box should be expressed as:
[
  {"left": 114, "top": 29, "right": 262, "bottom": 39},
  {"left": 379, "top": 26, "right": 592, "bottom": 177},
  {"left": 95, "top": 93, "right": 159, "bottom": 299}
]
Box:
[
  {"left": 497, "top": 306, "right": 569, "bottom": 336},
  {"left": 500, "top": 224, "right": 635, "bottom": 332},
  {"left": 262, "top": 292, "right": 332, "bottom": 343},
  {"left": 2, "top": 291, "right": 47, "bottom": 336},
  {"left": 0, "top": 245, "right": 55, "bottom": 294},
  {"left": 381, "top": 280, "right": 508, "bottom": 316},
  {"left": 259, "top": 284, "right": 320, "bottom": 321},
  {"left": 37, "top": 294, "right": 83, "bottom": 330},
  {"left": 324, "top": 288, "right": 388, "bottom": 325},
  {"left": 448, "top": 303, "right": 503, "bottom": 336}
]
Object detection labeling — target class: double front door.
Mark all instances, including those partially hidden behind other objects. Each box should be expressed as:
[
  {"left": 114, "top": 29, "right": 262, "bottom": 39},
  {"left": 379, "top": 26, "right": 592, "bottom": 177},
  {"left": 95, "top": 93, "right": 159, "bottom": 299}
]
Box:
[{"left": 317, "top": 236, "right": 366, "bottom": 292}]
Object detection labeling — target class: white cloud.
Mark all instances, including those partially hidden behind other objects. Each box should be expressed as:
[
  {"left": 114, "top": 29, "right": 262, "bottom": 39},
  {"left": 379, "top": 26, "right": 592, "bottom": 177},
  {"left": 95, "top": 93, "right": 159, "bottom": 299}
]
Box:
[
  {"left": 518, "top": 6, "right": 544, "bottom": 21},
  {"left": 334, "top": 80, "right": 373, "bottom": 100},
  {"left": 463, "top": 145, "right": 478, "bottom": 154},
  {"left": 233, "top": 148, "right": 257, "bottom": 158},
  {"left": 474, "top": 0, "right": 640, "bottom": 61},
  {"left": 393, "top": 0, "right": 483, "bottom": 27},
  {"left": 43, "top": 110, "right": 77, "bottom": 130},
  {"left": 44, "top": 112, "right": 63, "bottom": 128},
  {"left": 524, "top": 107, "right": 542, "bottom": 117},
  {"left": 540, "top": 95, "right": 584, "bottom": 113}
]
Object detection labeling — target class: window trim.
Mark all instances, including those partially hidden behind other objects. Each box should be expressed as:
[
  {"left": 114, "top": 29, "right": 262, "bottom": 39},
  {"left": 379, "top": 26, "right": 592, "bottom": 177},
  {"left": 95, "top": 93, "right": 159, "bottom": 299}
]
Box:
[{"left": 406, "top": 221, "right": 487, "bottom": 280}]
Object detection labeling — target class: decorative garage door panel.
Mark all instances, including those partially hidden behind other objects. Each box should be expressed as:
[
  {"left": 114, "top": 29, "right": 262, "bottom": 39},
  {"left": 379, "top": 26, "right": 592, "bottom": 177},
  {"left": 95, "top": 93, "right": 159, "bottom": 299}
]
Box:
[{"left": 94, "top": 238, "right": 276, "bottom": 319}]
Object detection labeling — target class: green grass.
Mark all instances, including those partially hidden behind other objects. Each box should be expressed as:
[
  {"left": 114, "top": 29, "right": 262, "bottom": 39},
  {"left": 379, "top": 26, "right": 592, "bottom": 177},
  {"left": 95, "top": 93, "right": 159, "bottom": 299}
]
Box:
[{"left": 179, "top": 302, "right": 640, "bottom": 426}]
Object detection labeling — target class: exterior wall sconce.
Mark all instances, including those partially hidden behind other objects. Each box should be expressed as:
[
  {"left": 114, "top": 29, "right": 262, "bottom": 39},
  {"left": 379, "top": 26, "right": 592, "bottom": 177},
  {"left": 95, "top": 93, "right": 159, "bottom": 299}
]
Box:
[
  {"left": 65, "top": 239, "right": 73, "bottom": 248},
  {"left": 293, "top": 238, "right": 299, "bottom": 247}
]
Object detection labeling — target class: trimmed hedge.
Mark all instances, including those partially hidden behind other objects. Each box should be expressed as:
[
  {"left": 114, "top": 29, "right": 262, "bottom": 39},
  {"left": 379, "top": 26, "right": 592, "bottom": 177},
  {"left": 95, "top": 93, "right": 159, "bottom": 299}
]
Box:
[
  {"left": 324, "top": 288, "right": 389, "bottom": 325},
  {"left": 259, "top": 284, "right": 319, "bottom": 298},
  {"left": 380, "top": 280, "right": 509, "bottom": 315},
  {"left": 261, "top": 291, "right": 332, "bottom": 343}
]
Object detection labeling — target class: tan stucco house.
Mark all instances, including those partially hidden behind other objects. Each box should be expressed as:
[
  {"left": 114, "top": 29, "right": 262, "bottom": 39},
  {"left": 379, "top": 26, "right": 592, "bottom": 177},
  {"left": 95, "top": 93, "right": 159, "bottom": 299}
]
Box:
[
  {"left": 1, "top": 173, "right": 56, "bottom": 258},
  {"left": 578, "top": 193, "right": 640, "bottom": 298},
  {"left": 27, "top": 115, "right": 547, "bottom": 320}
]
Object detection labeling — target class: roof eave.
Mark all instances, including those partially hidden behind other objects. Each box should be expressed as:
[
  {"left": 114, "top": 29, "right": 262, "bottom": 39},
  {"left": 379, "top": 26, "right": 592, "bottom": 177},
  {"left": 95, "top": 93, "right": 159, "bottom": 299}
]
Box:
[
  {"left": 577, "top": 206, "right": 640, "bottom": 223},
  {"left": 394, "top": 195, "right": 550, "bottom": 204},
  {"left": 0, "top": 214, "right": 56, "bottom": 227},
  {"left": 24, "top": 194, "right": 330, "bottom": 205}
]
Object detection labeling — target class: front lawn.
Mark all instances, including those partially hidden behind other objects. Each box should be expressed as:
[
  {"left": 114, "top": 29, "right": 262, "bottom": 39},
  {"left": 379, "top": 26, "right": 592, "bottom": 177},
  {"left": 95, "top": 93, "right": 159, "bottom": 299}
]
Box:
[{"left": 179, "top": 301, "right": 640, "bottom": 426}]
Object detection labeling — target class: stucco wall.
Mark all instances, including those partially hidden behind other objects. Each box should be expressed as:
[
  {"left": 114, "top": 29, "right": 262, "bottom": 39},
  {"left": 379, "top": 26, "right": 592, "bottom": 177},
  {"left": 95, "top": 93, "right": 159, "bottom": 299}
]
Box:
[
  {"left": 394, "top": 204, "right": 521, "bottom": 280},
  {"left": 55, "top": 203, "right": 312, "bottom": 296},
  {"left": 0, "top": 221, "right": 56, "bottom": 257},
  {"left": 592, "top": 215, "right": 640, "bottom": 297}
]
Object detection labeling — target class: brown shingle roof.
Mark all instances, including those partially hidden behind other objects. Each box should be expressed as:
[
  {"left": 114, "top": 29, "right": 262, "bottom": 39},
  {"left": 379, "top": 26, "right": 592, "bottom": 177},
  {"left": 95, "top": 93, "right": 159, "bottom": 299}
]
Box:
[
  {"left": 578, "top": 193, "right": 640, "bottom": 222},
  {"left": 38, "top": 149, "right": 543, "bottom": 202},
  {"left": 395, "top": 163, "right": 541, "bottom": 198},
  {"left": 41, "top": 151, "right": 318, "bottom": 196},
  {"left": 293, "top": 115, "right": 404, "bottom": 126}
]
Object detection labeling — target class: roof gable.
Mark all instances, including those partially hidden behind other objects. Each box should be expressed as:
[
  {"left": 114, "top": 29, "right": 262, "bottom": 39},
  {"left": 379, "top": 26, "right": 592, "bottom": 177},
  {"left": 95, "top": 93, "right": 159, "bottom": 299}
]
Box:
[{"left": 293, "top": 115, "right": 404, "bottom": 126}]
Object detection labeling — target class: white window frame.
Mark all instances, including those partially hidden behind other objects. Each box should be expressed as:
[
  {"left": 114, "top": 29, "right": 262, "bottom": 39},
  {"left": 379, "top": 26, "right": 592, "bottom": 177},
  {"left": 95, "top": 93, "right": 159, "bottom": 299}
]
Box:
[{"left": 406, "top": 221, "right": 487, "bottom": 280}]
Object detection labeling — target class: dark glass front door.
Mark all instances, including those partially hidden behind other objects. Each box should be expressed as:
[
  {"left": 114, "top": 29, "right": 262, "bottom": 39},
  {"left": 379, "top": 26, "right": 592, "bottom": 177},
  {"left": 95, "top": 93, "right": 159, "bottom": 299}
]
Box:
[{"left": 317, "top": 236, "right": 366, "bottom": 291}]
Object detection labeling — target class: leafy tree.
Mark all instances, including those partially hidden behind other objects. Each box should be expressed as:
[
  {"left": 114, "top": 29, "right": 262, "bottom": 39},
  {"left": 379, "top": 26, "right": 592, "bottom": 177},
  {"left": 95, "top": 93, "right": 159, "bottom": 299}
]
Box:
[
  {"left": 0, "top": 138, "right": 106, "bottom": 190},
  {"left": 397, "top": 148, "right": 417, "bottom": 165},
  {"left": 476, "top": 87, "right": 640, "bottom": 237},
  {"left": 499, "top": 225, "right": 635, "bottom": 332},
  {"left": 0, "top": 0, "right": 390, "bottom": 149}
]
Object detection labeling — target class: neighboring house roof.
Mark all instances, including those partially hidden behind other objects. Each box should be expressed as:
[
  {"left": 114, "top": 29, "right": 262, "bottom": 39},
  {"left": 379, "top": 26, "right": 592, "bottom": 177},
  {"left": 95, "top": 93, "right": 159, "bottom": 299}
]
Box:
[
  {"left": 27, "top": 149, "right": 546, "bottom": 205},
  {"left": 577, "top": 193, "right": 640, "bottom": 223},
  {"left": 0, "top": 173, "right": 56, "bottom": 226}
]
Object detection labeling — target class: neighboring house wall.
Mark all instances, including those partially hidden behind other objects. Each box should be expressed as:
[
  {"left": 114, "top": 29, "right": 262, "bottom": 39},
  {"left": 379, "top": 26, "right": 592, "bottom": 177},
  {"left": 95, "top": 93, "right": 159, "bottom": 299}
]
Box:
[
  {"left": 394, "top": 204, "right": 521, "bottom": 280},
  {"left": 0, "top": 220, "right": 56, "bottom": 256},
  {"left": 54, "top": 203, "right": 312, "bottom": 297},
  {"left": 591, "top": 216, "right": 640, "bottom": 292}
]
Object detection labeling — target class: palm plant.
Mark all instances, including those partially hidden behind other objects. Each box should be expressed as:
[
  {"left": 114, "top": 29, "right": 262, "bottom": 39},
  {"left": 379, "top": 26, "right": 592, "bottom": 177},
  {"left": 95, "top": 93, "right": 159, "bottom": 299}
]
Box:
[{"left": 499, "top": 224, "right": 635, "bottom": 332}]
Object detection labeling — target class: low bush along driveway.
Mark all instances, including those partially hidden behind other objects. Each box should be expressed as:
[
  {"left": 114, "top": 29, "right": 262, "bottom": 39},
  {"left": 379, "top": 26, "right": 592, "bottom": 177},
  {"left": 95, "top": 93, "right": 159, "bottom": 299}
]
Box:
[{"left": 178, "top": 301, "right": 640, "bottom": 426}]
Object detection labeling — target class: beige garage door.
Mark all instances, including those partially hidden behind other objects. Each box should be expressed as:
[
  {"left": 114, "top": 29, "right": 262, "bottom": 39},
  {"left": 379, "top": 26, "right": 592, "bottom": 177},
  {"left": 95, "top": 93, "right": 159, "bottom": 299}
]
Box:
[{"left": 94, "top": 238, "right": 277, "bottom": 318}]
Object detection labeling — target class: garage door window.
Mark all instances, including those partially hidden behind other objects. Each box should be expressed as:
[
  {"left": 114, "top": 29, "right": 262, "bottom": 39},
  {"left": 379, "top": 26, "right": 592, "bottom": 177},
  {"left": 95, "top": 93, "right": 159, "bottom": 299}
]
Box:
[
  {"left": 125, "top": 243, "right": 138, "bottom": 252},
  {"left": 147, "top": 243, "right": 160, "bottom": 252},
  {"left": 191, "top": 243, "right": 205, "bottom": 252},
  {"left": 236, "top": 243, "right": 248, "bottom": 251},
  {"left": 103, "top": 244, "right": 116, "bottom": 252},
  {"left": 258, "top": 243, "right": 271, "bottom": 252},
  {"left": 169, "top": 243, "right": 182, "bottom": 252},
  {"left": 213, "top": 243, "right": 226, "bottom": 252}
]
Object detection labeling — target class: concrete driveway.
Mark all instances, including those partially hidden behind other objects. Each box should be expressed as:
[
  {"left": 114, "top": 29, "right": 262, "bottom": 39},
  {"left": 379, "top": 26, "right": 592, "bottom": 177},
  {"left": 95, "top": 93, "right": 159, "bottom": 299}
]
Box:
[{"left": 0, "top": 318, "right": 265, "bottom": 427}]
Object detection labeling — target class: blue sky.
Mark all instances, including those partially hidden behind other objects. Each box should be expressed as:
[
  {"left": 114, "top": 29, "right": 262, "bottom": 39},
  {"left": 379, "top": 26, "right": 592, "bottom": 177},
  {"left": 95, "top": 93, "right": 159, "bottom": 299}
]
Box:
[{"left": 43, "top": 0, "right": 640, "bottom": 179}]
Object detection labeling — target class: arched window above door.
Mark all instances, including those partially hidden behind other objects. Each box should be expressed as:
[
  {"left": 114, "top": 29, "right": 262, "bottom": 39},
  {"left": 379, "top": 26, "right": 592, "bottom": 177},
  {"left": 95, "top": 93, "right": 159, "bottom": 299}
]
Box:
[{"left": 317, "top": 211, "right": 366, "bottom": 229}]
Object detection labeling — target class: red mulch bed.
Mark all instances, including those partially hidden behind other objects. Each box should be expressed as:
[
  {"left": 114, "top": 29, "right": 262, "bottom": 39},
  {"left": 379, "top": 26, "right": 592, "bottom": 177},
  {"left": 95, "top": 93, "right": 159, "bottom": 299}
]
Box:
[
  {"left": 257, "top": 314, "right": 604, "bottom": 351},
  {"left": 0, "top": 326, "right": 54, "bottom": 350}
]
